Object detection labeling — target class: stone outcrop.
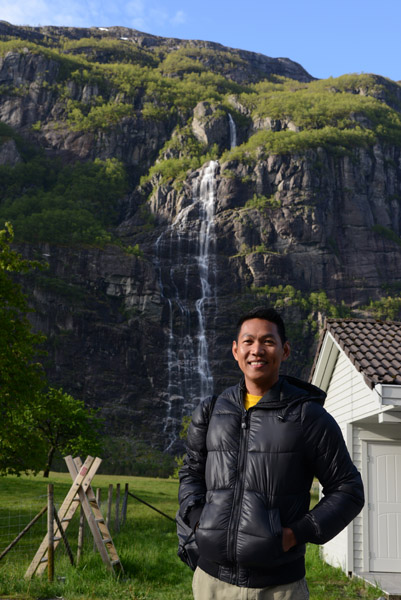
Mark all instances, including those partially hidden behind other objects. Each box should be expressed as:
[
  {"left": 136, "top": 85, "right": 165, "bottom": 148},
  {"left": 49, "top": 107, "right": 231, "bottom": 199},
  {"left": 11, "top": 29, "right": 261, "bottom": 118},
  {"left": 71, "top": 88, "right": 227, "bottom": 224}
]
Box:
[
  {"left": 0, "top": 138, "right": 21, "bottom": 164},
  {"left": 192, "top": 102, "right": 232, "bottom": 150}
]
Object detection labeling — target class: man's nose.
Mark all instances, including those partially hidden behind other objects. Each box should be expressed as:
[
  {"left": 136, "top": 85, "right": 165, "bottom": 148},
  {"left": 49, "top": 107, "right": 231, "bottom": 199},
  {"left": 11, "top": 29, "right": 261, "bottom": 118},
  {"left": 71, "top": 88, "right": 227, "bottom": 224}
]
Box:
[{"left": 252, "top": 342, "right": 265, "bottom": 355}]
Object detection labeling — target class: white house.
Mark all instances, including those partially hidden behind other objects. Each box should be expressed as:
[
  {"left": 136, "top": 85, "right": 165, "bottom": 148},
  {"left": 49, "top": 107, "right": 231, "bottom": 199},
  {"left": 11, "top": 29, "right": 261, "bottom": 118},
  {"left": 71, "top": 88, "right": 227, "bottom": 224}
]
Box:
[{"left": 310, "top": 318, "right": 401, "bottom": 597}]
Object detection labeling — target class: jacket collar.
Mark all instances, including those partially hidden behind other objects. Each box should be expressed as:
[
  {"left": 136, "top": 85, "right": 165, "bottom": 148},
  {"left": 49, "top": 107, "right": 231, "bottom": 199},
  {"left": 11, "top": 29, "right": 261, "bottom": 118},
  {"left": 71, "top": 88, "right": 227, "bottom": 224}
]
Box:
[{"left": 239, "top": 375, "right": 326, "bottom": 409}]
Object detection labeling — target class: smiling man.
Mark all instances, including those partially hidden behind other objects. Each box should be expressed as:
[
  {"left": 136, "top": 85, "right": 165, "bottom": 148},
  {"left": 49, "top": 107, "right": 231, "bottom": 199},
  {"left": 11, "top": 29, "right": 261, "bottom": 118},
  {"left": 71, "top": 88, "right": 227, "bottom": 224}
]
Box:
[
  {"left": 178, "top": 307, "right": 364, "bottom": 600},
  {"left": 232, "top": 315, "right": 291, "bottom": 397}
]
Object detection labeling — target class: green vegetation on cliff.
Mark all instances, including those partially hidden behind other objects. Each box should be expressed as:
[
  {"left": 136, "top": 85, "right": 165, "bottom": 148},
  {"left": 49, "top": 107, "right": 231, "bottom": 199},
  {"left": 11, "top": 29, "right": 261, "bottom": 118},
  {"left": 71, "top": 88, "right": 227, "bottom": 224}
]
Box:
[
  {"left": 2, "top": 35, "right": 399, "bottom": 149},
  {"left": 250, "top": 284, "right": 350, "bottom": 322},
  {"left": 0, "top": 39, "right": 245, "bottom": 131},
  {"left": 223, "top": 126, "right": 376, "bottom": 163},
  {"left": 0, "top": 32, "right": 400, "bottom": 267},
  {"left": 0, "top": 154, "right": 127, "bottom": 245},
  {"left": 239, "top": 75, "right": 401, "bottom": 135},
  {"left": 362, "top": 295, "right": 401, "bottom": 320},
  {"left": 140, "top": 124, "right": 220, "bottom": 187}
]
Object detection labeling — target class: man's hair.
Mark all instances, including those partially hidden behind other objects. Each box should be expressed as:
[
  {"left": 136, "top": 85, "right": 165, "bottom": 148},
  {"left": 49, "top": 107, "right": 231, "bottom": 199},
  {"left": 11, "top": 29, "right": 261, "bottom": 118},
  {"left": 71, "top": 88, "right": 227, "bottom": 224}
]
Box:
[{"left": 235, "top": 307, "right": 287, "bottom": 345}]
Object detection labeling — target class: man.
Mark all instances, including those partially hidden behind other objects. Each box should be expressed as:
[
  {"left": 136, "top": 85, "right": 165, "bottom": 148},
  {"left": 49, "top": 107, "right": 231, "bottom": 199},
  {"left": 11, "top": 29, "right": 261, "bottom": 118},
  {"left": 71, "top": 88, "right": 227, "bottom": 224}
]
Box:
[{"left": 178, "top": 307, "right": 364, "bottom": 600}]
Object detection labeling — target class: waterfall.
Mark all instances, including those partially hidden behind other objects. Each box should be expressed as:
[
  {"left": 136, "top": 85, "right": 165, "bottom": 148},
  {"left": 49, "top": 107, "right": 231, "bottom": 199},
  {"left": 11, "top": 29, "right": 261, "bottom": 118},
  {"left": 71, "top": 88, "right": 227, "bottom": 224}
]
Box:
[
  {"left": 155, "top": 160, "right": 219, "bottom": 451},
  {"left": 228, "top": 113, "right": 237, "bottom": 148}
]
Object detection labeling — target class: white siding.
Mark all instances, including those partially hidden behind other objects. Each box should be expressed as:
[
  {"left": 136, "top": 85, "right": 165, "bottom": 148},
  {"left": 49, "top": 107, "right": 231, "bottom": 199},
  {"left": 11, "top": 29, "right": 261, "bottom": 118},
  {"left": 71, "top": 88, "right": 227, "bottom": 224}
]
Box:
[
  {"left": 353, "top": 426, "right": 364, "bottom": 572},
  {"left": 323, "top": 352, "right": 377, "bottom": 425}
]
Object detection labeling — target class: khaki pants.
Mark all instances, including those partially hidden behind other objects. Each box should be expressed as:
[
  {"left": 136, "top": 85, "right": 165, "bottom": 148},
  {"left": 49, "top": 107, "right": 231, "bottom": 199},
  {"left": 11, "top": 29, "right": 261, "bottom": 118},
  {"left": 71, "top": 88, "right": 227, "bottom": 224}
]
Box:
[{"left": 192, "top": 567, "right": 309, "bottom": 600}]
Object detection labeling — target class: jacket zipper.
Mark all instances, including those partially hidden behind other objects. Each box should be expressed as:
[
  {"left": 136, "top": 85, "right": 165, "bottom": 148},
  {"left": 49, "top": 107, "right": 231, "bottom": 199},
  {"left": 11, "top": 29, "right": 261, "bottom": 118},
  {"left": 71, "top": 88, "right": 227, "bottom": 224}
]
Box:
[{"left": 227, "top": 408, "right": 250, "bottom": 565}]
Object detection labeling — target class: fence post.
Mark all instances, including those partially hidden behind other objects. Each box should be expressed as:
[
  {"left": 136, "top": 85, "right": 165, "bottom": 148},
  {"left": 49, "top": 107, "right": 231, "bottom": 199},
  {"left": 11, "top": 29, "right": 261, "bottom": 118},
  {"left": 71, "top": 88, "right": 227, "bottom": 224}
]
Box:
[
  {"left": 77, "top": 505, "right": 85, "bottom": 563},
  {"left": 121, "top": 484, "right": 129, "bottom": 528},
  {"left": 47, "top": 484, "right": 54, "bottom": 582},
  {"left": 106, "top": 484, "right": 113, "bottom": 530},
  {"left": 115, "top": 484, "right": 120, "bottom": 532}
]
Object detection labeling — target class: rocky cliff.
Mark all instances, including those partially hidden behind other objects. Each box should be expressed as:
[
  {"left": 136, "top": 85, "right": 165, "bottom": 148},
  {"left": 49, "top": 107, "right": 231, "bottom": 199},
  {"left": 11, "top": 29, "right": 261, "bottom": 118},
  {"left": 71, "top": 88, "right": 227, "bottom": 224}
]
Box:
[{"left": 1, "top": 22, "right": 401, "bottom": 462}]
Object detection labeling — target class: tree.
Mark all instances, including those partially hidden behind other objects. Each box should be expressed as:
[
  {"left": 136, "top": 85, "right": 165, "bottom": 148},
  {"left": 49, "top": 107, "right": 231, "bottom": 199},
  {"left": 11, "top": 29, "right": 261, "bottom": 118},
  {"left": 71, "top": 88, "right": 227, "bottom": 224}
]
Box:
[
  {"left": 29, "top": 388, "right": 103, "bottom": 477},
  {"left": 0, "top": 222, "right": 102, "bottom": 476},
  {"left": 0, "top": 222, "right": 46, "bottom": 475}
]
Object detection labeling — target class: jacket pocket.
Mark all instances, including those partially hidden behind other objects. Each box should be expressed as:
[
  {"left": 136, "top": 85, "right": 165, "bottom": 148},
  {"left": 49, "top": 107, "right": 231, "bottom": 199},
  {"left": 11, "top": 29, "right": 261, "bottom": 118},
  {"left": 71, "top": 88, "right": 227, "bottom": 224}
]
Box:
[
  {"left": 236, "top": 495, "right": 284, "bottom": 568},
  {"left": 195, "top": 490, "right": 233, "bottom": 565}
]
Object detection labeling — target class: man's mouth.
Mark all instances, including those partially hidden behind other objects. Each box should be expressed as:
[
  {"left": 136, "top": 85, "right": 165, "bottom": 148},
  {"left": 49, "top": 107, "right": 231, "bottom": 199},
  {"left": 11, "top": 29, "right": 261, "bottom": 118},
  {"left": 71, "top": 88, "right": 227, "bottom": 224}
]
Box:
[{"left": 249, "top": 361, "right": 267, "bottom": 367}]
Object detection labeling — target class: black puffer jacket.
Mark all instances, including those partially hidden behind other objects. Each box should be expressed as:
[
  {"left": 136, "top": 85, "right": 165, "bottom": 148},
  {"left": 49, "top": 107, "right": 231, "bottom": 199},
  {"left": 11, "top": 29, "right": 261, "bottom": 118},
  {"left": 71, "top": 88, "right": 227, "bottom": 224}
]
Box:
[{"left": 178, "top": 376, "right": 364, "bottom": 588}]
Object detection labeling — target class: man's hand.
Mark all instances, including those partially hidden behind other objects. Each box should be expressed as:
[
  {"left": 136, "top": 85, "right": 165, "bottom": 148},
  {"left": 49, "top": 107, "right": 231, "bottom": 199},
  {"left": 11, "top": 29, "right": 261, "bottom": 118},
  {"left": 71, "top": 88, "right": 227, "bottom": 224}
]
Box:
[{"left": 282, "top": 527, "right": 297, "bottom": 552}]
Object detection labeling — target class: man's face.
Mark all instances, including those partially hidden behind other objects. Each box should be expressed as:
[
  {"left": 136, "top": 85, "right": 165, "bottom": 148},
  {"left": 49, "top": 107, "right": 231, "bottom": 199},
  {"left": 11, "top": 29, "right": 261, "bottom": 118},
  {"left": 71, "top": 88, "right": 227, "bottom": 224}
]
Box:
[{"left": 232, "top": 318, "right": 290, "bottom": 395}]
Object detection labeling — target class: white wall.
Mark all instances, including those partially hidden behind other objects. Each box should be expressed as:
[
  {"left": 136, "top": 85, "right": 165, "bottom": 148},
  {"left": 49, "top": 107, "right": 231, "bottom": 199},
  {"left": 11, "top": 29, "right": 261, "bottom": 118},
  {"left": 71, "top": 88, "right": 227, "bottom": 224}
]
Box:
[
  {"left": 319, "top": 350, "right": 373, "bottom": 572},
  {"left": 323, "top": 351, "right": 377, "bottom": 425}
]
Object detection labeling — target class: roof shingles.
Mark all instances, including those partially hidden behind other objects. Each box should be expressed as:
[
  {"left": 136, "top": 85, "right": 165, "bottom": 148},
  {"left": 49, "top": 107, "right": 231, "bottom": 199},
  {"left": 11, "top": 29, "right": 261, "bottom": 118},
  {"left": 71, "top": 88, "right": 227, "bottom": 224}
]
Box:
[{"left": 313, "top": 319, "right": 401, "bottom": 388}]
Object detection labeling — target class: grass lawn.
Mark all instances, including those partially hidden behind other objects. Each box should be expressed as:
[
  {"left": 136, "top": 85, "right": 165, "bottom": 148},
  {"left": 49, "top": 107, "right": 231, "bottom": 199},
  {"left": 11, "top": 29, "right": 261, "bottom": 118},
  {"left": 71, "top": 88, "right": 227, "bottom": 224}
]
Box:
[{"left": 0, "top": 471, "right": 382, "bottom": 600}]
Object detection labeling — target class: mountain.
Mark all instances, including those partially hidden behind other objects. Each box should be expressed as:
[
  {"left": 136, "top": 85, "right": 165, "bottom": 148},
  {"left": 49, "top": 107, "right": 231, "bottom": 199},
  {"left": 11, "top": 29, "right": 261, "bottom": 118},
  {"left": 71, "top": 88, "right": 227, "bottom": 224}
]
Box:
[{"left": 1, "top": 22, "right": 401, "bottom": 468}]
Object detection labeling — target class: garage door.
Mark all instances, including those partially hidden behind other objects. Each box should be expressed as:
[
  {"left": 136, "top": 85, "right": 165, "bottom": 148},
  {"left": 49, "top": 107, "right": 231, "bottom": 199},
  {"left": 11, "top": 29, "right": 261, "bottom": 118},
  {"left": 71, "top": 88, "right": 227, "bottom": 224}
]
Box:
[{"left": 368, "top": 442, "right": 401, "bottom": 572}]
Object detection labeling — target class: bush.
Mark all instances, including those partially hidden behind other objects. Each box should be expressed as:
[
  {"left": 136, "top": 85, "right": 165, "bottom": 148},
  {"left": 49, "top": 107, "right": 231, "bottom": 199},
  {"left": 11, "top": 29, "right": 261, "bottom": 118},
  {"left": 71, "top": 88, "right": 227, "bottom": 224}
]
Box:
[
  {"left": 362, "top": 295, "right": 401, "bottom": 320},
  {"left": 244, "top": 194, "right": 281, "bottom": 210},
  {"left": 66, "top": 100, "right": 134, "bottom": 131},
  {"left": 124, "top": 243, "right": 143, "bottom": 257}
]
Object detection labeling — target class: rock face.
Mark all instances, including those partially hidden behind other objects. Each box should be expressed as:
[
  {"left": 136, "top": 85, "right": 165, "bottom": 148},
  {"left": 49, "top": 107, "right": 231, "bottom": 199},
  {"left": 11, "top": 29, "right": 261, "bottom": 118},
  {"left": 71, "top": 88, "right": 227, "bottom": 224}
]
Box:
[
  {"left": 192, "top": 102, "right": 232, "bottom": 151},
  {"left": 0, "top": 138, "right": 21, "bottom": 164},
  {"left": 1, "top": 23, "right": 401, "bottom": 456},
  {"left": 25, "top": 244, "right": 165, "bottom": 442},
  {"left": 149, "top": 146, "right": 401, "bottom": 306}
]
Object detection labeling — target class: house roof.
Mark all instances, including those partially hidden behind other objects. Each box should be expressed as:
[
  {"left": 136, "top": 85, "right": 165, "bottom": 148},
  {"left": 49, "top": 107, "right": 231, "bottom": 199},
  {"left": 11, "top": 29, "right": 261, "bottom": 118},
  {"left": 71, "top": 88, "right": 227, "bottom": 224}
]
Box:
[{"left": 310, "top": 318, "right": 401, "bottom": 389}]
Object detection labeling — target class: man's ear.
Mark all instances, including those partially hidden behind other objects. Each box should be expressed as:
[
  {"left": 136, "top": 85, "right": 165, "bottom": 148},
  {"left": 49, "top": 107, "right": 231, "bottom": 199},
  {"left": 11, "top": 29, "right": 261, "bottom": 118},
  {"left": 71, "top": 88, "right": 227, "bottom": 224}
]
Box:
[
  {"left": 232, "top": 340, "right": 239, "bottom": 362},
  {"left": 282, "top": 341, "right": 291, "bottom": 362}
]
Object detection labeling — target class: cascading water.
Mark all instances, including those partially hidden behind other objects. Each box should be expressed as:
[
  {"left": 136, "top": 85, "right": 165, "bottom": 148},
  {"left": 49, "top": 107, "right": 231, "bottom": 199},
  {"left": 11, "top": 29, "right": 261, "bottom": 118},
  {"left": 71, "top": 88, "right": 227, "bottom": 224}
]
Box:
[
  {"left": 155, "top": 160, "right": 219, "bottom": 451},
  {"left": 228, "top": 113, "right": 237, "bottom": 148}
]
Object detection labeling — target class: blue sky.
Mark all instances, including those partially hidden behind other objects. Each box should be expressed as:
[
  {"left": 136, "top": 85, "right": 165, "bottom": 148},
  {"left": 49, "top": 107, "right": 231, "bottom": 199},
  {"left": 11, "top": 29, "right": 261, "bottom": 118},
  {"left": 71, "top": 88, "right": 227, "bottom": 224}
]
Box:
[{"left": 0, "top": 0, "right": 399, "bottom": 82}]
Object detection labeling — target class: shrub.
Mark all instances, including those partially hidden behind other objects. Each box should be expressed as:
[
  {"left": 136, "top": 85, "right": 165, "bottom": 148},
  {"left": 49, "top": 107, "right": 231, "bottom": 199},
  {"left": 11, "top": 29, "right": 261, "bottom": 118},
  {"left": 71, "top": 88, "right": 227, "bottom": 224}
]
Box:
[
  {"left": 244, "top": 194, "right": 281, "bottom": 210},
  {"left": 362, "top": 296, "right": 401, "bottom": 320},
  {"left": 66, "top": 100, "right": 134, "bottom": 131},
  {"left": 124, "top": 244, "right": 143, "bottom": 257}
]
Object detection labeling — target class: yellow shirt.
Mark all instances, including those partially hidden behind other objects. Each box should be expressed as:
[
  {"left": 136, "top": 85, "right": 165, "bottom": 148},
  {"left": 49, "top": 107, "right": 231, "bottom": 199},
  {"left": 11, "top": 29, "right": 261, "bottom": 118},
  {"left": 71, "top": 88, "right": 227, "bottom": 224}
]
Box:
[{"left": 244, "top": 393, "right": 262, "bottom": 411}]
